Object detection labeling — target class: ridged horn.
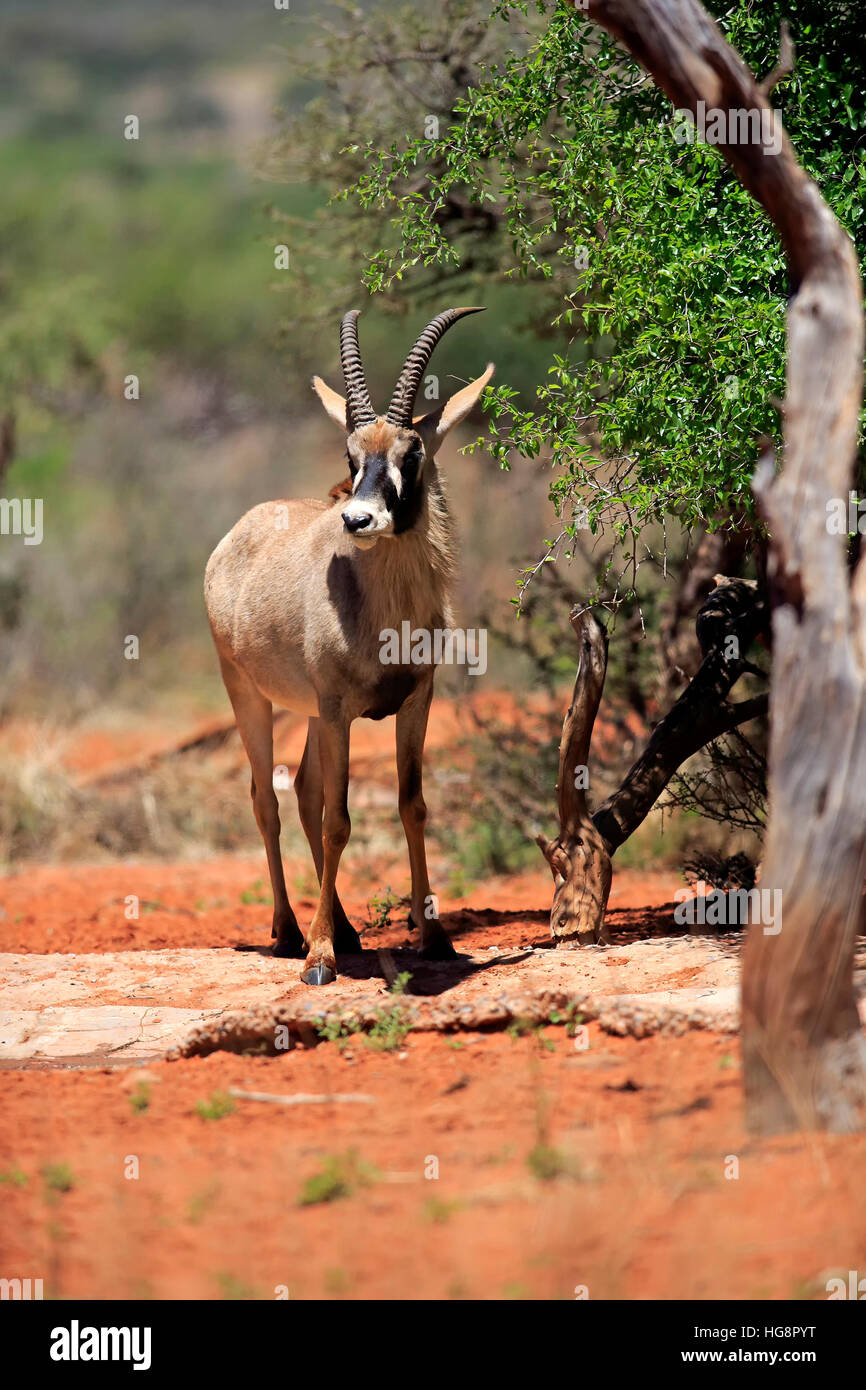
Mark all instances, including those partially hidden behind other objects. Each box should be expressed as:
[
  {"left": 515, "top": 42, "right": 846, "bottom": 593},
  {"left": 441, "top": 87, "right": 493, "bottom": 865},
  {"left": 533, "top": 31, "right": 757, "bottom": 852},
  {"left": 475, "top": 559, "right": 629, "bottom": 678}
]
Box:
[
  {"left": 386, "top": 307, "right": 485, "bottom": 426},
  {"left": 340, "top": 310, "right": 376, "bottom": 429}
]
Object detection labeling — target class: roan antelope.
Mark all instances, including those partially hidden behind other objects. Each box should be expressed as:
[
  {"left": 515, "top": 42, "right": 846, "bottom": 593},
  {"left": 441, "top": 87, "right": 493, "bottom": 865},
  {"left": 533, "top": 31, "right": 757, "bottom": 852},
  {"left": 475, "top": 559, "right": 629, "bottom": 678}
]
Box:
[{"left": 205, "top": 307, "right": 494, "bottom": 984}]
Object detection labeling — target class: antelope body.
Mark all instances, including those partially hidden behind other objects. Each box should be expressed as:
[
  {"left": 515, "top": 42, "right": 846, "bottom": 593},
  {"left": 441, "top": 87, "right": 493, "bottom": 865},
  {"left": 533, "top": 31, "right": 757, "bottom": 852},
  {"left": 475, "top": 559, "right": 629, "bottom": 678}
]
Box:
[{"left": 205, "top": 308, "right": 493, "bottom": 984}]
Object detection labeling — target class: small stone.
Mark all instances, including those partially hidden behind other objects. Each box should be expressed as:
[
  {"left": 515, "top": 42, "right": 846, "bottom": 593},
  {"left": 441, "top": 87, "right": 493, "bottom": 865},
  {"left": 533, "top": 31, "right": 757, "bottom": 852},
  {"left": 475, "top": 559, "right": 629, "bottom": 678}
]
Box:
[{"left": 119, "top": 1068, "right": 161, "bottom": 1090}]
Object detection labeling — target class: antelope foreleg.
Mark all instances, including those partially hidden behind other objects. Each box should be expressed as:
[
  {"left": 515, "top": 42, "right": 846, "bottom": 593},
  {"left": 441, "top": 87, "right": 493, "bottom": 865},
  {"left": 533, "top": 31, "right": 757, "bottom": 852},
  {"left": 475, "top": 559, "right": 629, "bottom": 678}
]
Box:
[
  {"left": 295, "top": 717, "right": 362, "bottom": 954},
  {"left": 302, "top": 715, "right": 351, "bottom": 985}
]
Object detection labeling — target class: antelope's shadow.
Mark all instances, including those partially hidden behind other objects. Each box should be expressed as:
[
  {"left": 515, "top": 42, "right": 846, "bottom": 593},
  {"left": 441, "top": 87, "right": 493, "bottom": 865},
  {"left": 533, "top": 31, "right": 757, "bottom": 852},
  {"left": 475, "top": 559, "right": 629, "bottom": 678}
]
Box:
[{"left": 234, "top": 898, "right": 746, "bottom": 997}]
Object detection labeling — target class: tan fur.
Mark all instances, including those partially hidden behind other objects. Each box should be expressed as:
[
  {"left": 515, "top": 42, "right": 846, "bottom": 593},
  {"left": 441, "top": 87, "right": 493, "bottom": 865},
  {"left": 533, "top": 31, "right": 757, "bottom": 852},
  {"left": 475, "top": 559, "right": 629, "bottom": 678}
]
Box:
[
  {"left": 204, "top": 345, "right": 492, "bottom": 984},
  {"left": 205, "top": 464, "right": 455, "bottom": 720}
]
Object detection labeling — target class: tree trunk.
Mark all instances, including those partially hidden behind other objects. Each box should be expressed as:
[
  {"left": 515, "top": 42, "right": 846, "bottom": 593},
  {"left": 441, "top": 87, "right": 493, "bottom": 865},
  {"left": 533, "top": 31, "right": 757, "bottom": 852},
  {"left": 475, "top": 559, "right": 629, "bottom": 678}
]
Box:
[
  {"left": 541, "top": 580, "right": 766, "bottom": 942},
  {"left": 578, "top": 0, "right": 866, "bottom": 1130},
  {"left": 657, "top": 520, "right": 751, "bottom": 702},
  {"left": 593, "top": 580, "right": 767, "bottom": 852},
  {"left": 537, "top": 609, "right": 612, "bottom": 945}
]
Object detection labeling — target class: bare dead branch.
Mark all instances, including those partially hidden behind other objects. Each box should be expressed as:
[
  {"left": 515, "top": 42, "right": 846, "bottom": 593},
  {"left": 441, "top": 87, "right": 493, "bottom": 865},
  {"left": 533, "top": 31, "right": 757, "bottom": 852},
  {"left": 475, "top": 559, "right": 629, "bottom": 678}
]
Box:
[
  {"left": 759, "top": 21, "right": 795, "bottom": 97},
  {"left": 228, "top": 1089, "right": 374, "bottom": 1106},
  {"left": 593, "top": 580, "right": 768, "bottom": 851}
]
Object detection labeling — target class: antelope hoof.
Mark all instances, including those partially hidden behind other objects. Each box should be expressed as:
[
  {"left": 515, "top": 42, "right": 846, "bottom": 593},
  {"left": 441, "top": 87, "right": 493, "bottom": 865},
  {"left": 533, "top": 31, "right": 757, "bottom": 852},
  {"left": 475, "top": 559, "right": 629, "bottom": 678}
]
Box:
[
  {"left": 272, "top": 922, "right": 306, "bottom": 959},
  {"left": 417, "top": 925, "right": 458, "bottom": 960},
  {"left": 273, "top": 938, "right": 305, "bottom": 959},
  {"left": 301, "top": 962, "right": 337, "bottom": 986},
  {"left": 410, "top": 914, "right": 458, "bottom": 960},
  {"left": 334, "top": 917, "right": 363, "bottom": 954}
]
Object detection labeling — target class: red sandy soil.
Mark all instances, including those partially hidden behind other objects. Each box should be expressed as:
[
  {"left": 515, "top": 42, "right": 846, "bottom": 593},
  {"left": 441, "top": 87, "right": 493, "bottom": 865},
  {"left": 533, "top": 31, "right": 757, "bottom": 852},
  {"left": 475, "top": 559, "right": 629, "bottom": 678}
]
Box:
[
  {"left": 0, "top": 703, "right": 860, "bottom": 1301},
  {"left": 2, "top": 1027, "right": 865, "bottom": 1301},
  {"left": 0, "top": 858, "right": 677, "bottom": 956},
  {"left": 1, "top": 858, "right": 865, "bottom": 1301}
]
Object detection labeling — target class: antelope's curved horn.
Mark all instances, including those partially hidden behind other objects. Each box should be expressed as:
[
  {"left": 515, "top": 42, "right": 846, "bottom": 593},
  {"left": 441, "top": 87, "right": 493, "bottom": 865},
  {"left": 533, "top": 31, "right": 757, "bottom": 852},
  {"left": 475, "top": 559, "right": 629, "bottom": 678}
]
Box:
[
  {"left": 340, "top": 310, "right": 376, "bottom": 429},
  {"left": 386, "top": 307, "right": 485, "bottom": 426}
]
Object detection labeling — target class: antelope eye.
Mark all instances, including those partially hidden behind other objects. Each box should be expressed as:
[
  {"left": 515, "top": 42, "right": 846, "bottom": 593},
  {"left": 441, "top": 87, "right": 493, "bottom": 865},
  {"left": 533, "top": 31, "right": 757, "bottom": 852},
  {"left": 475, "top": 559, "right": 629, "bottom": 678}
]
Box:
[{"left": 404, "top": 442, "right": 422, "bottom": 466}]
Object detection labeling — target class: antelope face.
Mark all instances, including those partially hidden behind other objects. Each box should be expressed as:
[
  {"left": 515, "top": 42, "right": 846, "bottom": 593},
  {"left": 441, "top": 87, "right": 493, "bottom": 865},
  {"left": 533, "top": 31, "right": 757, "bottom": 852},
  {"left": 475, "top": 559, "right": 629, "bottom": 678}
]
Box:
[
  {"left": 312, "top": 305, "right": 493, "bottom": 552},
  {"left": 341, "top": 420, "right": 425, "bottom": 549}
]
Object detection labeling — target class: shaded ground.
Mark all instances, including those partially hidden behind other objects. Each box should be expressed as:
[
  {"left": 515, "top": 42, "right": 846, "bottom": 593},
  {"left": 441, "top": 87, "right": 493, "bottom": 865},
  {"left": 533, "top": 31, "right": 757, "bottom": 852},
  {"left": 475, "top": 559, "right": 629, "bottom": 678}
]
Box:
[{"left": 0, "top": 857, "right": 681, "bottom": 955}]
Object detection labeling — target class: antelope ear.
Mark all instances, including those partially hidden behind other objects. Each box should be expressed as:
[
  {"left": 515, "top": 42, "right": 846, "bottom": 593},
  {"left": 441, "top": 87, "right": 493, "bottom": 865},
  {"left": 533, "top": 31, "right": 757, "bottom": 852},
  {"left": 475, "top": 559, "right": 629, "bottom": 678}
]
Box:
[
  {"left": 414, "top": 363, "right": 495, "bottom": 457},
  {"left": 312, "top": 376, "right": 349, "bottom": 431}
]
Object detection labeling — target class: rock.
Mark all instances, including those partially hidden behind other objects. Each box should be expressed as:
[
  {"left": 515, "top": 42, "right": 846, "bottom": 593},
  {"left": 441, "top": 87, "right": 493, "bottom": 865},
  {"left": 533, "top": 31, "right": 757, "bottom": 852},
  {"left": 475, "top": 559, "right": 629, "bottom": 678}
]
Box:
[{"left": 0, "top": 934, "right": 852, "bottom": 1067}]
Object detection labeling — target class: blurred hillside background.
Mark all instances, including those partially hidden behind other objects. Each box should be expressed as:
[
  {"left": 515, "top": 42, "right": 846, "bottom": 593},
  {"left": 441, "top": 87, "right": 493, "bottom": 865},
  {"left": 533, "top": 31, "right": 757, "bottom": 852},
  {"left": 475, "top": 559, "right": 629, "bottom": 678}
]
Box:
[
  {"left": 0, "top": 0, "right": 587, "bottom": 875},
  {"left": 0, "top": 0, "right": 763, "bottom": 880},
  {"left": 0, "top": 0, "right": 559, "bottom": 718}
]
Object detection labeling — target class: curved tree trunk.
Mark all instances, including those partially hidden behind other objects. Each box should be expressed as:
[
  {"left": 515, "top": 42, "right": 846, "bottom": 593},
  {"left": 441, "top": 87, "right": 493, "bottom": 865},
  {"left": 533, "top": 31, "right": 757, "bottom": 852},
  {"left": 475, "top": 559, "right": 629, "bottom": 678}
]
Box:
[
  {"left": 593, "top": 580, "right": 767, "bottom": 852},
  {"left": 576, "top": 0, "right": 866, "bottom": 1131},
  {"left": 542, "top": 580, "right": 767, "bottom": 943},
  {"left": 657, "top": 520, "right": 752, "bottom": 702},
  {"left": 537, "top": 609, "right": 612, "bottom": 945}
]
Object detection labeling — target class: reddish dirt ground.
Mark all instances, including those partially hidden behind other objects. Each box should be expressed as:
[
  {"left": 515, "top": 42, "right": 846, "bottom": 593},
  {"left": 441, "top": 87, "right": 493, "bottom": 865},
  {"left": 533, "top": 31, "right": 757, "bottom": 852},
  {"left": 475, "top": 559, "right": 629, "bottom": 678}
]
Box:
[
  {"left": 0, "top": 858, "right": 677, "bottom": 955},
  {"left": 2, "top": 858, "right": 866, "bottom": 1301},
  {"left": 3, "top": 1025, "right": 866, "bottom": 1301}
]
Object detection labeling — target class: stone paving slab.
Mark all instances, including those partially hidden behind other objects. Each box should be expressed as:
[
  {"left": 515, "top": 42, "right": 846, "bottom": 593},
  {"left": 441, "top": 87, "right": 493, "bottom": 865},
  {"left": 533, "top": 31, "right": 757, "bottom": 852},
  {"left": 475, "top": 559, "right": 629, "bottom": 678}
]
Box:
[
  {"left": 0, "top": 1005, "right": 222, "bottom": 1063},
  {"left": 0, "top": 948, "right": 286, "bottom": 1012},
  {"left": 1, "top": 937, "right": 863, "bottom": 1065}
]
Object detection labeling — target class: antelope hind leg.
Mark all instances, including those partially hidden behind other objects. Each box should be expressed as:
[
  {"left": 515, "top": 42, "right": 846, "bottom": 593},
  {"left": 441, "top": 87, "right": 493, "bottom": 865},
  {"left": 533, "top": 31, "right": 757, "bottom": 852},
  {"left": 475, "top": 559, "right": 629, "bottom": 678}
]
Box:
[
  {"left": 397, "top": 680, "right": 457, "bottom": 960},
  {"left": 218, "top": 657, "right": 305, "bottom": 958}
]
